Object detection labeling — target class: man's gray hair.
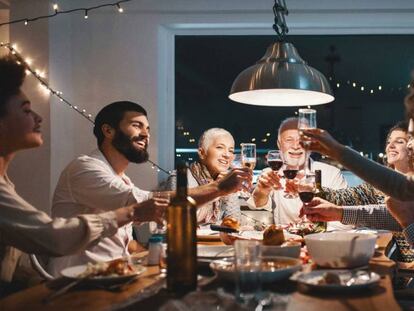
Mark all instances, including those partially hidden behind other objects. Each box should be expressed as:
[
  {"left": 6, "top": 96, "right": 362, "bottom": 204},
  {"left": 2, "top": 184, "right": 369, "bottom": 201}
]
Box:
[
  {"left": 278, "top": 117, "right": 299, "bottom": 139},
  {"left": 198, "top": 128, "right": 234, "bottom": 151}
]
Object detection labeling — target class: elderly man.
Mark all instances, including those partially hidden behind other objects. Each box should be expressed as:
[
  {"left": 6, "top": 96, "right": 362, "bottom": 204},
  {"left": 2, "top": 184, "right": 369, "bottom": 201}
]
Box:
[
  {"left": 248, "top": 117, "right": 348, "bottom": 227},
  {"left": 47, "top": 101, "right": 251, "bottom": 276}
]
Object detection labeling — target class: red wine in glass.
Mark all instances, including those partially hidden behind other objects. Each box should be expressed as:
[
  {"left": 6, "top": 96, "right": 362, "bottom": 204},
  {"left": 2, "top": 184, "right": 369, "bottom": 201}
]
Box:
[
  {"left": 268, "top": 159, "right": 283, "bottom": 171},
  {"left": 283, "top": 169, "right": 298, "bottom": 179},
  {"left": 299, "top": 191, "right": 315, "bottom": 203}
]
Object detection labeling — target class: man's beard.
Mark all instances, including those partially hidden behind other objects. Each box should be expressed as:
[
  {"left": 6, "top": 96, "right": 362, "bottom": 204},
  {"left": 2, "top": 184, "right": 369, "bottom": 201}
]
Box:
[
  {"left": 282, "top": 150, "right": 306, "bottom": 168},
  {"left": 112, "top": 129, "right": 149, "bottom": 164}
]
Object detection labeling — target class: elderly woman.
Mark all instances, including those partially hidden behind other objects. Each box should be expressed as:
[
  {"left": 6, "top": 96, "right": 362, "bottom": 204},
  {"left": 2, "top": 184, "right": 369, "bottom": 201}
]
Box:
[
  {"left": 169, "top": 128, "right": 241, "bottom": 225},
  {"left": 301, "top": 77, "right": 414, "bottom": 246},
  {"left": 0, "top": 56, "right": 168, "bottom": 295}
]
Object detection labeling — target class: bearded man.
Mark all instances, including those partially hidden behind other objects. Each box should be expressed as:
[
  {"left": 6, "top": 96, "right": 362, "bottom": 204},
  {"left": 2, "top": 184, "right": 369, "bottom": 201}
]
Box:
[
  {"left": 48, "top": 101, "right": 251, "bottom": 276},
  {"left": 248, "top": 117, "right": 348, "bottom": 228}
]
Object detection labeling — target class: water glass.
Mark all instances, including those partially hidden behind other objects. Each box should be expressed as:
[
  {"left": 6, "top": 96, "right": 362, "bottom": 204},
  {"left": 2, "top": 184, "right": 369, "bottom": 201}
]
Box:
[
  {"left": 234, "top": 240, "right": 262, "bottom": 304},
  {"left": 232, "top": 154, "right": 250, "bottom": 200},
  {"left": 298, "top": 108, "right": 317, "bottom": 132},
  {"left": 151, "top": 191, "right": 170, "bottom": 233},
  {"left": 240, "top": 143, "right": 256, "bottom": 170}
]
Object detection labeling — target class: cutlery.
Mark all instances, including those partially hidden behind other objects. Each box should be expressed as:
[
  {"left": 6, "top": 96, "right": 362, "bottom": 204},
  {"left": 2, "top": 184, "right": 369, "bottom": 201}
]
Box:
[{"left": 210, "top": 224, "right": 239, "bottom": 233}]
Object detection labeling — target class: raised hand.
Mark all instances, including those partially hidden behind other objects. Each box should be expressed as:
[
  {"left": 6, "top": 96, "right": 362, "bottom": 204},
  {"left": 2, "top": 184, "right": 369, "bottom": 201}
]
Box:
[
  {"left": 299, "top": 197, "right": 343, "bottom": 222},
  {"left": 133, "top": 197, "right": 169, "bottom": 225},
  {"left": 217, "top": 168, "right": 252, "bottom": 195},
  {"left": 256, "top": 169, "right": 282, "bottom": 195},
  {"left": 385, "top": 196, "right": 414, "bottom": 228},
  {"left": 300, "top": 128, "right": 344, "bottom": 160}
]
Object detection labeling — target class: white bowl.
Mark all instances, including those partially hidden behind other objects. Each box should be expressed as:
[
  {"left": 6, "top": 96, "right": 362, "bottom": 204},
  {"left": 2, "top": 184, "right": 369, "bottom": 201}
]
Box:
[
  {"left": 209, "top": 256, "right": 302, "bottom": 283},
  {"left": 261, "top": 242, "right": 301, "bottom": 258},
  {"left": 305, "top": 232, "right": 377, "bottom": 268}
]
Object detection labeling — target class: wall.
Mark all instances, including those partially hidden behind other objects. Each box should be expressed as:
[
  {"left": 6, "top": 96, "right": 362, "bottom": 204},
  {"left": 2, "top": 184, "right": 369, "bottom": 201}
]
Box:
[
  {"left": 5, "top": 0, "right": 414, "bottom": 212},
  {"left": 6, "top": 0, "right": 51, "bottom": 212}
]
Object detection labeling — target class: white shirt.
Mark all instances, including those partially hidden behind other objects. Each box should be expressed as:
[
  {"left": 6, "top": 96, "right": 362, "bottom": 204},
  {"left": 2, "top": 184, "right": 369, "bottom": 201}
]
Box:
[
  {"left": 247, "top": 161, "right": 348, "bottom": 229},
  {"left": 48, "top": 149, "right": 149, "bottom": 276}
]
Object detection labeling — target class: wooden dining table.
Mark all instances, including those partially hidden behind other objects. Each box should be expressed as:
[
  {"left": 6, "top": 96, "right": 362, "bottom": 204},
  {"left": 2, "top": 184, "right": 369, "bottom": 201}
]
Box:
[{"left": 0, "top": 233, "right": 403, "bottom": 311}]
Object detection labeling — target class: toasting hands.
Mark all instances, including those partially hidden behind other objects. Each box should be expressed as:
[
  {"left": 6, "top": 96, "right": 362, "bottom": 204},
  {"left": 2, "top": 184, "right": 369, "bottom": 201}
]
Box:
[
  {"left": 385, "top": 196, "right": 414, "bottom": 228},
  {"left": 300, "top": 128, "right": 345, "bottom": 160},
  {"left": 217, "top": 168, "right": 253, "bottom": 195},
  {"left": 299, "top": 197, "right": 343, "bottom": 222},
  {"left": 133, "top": 197, "right": 169, "bottom": 225}
]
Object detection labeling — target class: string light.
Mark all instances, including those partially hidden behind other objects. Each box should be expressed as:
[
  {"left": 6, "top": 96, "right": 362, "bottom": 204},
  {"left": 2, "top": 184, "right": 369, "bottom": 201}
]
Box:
[
  {"left": 0, "top": 1, "right": 133, "bottom": 28},
  {"left": 116, "top": 3, "right": 124, "bottom": 13},
  {"left": 0, "top": 42, "right": 171, "bottom": 175}
]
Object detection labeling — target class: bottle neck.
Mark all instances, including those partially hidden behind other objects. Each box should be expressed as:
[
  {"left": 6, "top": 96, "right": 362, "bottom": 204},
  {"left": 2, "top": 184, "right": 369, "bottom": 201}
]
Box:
[
  {"left": 176, "top": 163, "right": 188, "bottom": 199},
  {"left": 315, "top": 170, "right": 322, "bottom": 191}
]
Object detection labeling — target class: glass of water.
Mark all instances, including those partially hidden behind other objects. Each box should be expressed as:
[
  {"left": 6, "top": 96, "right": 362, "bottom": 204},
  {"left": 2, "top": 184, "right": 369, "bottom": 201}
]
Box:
[{"left": 234, "top": 240, "right": 262, "bottom": 304}]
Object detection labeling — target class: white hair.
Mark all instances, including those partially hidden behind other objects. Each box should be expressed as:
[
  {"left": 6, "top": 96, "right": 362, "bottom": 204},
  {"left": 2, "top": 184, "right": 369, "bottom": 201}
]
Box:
[
  {"left": 278, "top": 117, "right": 299, "bottom": 139},
  {"left": 198, "top": 128, "right": 234, "bottom": 151}
]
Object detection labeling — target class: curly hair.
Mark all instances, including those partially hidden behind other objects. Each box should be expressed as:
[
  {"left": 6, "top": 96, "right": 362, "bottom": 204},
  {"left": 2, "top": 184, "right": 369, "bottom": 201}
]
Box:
[
  {"left": 0, "top": 56, "right": 26, "bottom": 118},
  {"left": 404, "top": 72, "right": 414, "bottom": 120}
]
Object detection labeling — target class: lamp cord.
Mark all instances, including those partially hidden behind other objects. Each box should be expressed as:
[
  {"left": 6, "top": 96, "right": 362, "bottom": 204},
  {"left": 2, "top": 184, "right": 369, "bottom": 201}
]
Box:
[{"left": 272, "top": 0, "right": 289, "bottom": 42}]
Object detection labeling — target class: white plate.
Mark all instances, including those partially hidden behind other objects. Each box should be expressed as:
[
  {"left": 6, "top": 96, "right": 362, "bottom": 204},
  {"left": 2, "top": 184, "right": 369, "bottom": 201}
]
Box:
[
  {"left": 197, "top": 229, "right": 219, "bottom": 236},
  {"left": 292, "top": 269, "right": 380, "bottom": 292},
  {"left": 60, "top": 264, "right": 146, "bottom": 285},
  {"left": 229, "top": 230, "right": 301, "bottom": 242},
  {"left": 197, "top": 245, "right": 234, "bottom": 259},
  {"left": 210, "top": 256, "right": 302, "bottom": 283}
]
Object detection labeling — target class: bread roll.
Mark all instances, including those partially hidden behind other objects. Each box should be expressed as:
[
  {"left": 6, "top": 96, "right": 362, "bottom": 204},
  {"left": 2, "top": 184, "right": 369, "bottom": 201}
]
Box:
[{"left": 263, "top": 225, "right": 285, "bottom": 246}]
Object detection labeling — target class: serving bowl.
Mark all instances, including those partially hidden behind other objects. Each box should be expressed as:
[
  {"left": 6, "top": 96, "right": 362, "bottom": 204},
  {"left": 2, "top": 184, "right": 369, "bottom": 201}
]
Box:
[
  {"left": 305, "top": 232, "right": 377, "bottom": 268},
  {"left": 260, "top": 242, "right": 301, "bottom": 258},
  {"left": 209, "top": 256, "right": 302, "bottom": 283}
]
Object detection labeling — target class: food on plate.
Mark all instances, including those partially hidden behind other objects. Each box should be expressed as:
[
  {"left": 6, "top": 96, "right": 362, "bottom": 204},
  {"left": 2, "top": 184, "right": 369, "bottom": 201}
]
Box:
[
  {"left": 221, "top": 217, "right": 240, "bottom": 230},
  {"left": 219, "top": 217, "right": 240, "bottom": 245},
  {"left": 286, "top": 221, "right": 325, "bottom": 237},
  {"left": 318, "top": 272, "right": 341, "bottom": 285},
  {"left": 79, "top": 258, "right": 136, "bottom": 278},
  {"left": 263, "top": 225, "right": 285, "bottom": 246}
]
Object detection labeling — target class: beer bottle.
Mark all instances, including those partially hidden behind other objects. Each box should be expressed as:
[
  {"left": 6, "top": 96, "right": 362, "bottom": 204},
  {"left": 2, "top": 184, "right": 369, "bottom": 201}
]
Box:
[{"left": 166, "top": 162, "right": 197, "bottom": 294}]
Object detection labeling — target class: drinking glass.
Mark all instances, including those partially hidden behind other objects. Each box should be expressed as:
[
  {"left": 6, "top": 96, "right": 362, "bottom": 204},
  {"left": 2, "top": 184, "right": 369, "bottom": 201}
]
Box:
[
  {"left": 298, "top": 174, "right": 316, "bottom": 206},
  {"left": 267, "top": 150, "right": 283, "bottom": 171},
  {"left": 151, "top": 191, "right": 170, "bottom": 233},
  {"left": 241, "top": 143, "right": 256, "bottom": 170},
  {"left": 282, "top": 157, "right": 299, "bottom": 199},
  {"left": 232, "top": 154, "right": 250, "bottom": 199},
  {"left": 234, "top": 240, "right": 261, "bottom": 304},
  {"left": 159, "top": 243, "right": 167, "bottom": 276},
  {"left": 298, "top": 108, "right": 317, "bottom": 173},
  {"left": 298, "top": 108, "right": 317, "bottom": 132}
]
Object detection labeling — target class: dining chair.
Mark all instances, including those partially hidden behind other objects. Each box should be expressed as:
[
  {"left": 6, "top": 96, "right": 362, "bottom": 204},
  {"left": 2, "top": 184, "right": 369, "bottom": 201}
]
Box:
[{"left": 29, "top": 254, "right": 54, "bottom": 280}]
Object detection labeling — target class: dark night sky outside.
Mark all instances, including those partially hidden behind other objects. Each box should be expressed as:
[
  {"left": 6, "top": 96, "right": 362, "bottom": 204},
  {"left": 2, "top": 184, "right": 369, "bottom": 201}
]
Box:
[{"left": 175, "top": 35, "right": 414, "bottom": 166}]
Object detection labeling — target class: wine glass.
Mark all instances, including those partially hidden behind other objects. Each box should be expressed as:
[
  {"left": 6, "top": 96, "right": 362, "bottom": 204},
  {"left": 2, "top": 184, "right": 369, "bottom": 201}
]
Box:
[
  {"left": 240, "top": 143, "right": 256, "bottom": 198},
  {"left": 267, "top": 150, "right": 283, "bottom": 171},
  {"left": 282, "top": 157, "right": 299, "bottom": 199},
  {"left": 298, "top": 174, "right": 316, "bottom": 206},
  {"left": 298, "top": 108, "right": 317, "bottom": 173},
  {"left": 241, "top": 143, "right": 256, "bottom": 170},
  {"left": 232, "top": 153, "right": 250, "bottom": 199}
]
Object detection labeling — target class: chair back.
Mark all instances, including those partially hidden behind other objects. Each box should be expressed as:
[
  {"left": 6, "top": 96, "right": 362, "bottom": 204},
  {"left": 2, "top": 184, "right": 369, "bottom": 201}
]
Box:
[{"left": 29, "top": 254, "right": 54, "bottom": 280}]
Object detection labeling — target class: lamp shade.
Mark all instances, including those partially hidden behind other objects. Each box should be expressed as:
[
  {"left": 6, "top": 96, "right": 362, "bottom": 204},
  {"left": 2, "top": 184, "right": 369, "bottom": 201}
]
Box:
[{"left": 229, "top": 42, "right": 334, "bottom": 107}]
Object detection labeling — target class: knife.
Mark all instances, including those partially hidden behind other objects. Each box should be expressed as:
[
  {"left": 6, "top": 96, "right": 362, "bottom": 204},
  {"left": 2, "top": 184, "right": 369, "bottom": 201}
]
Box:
[{"left": 210, "top": 224, "right": 239, "bottom": 233}]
